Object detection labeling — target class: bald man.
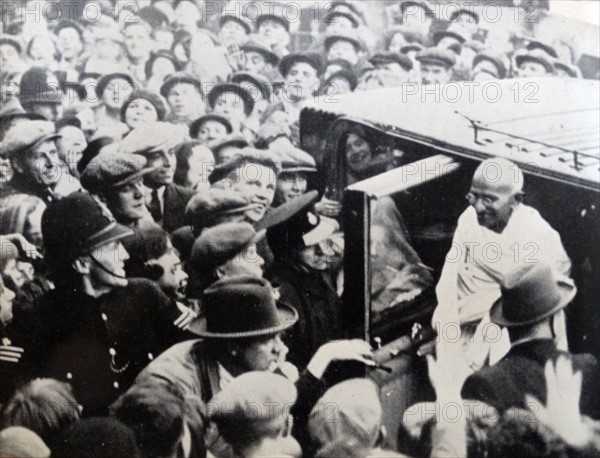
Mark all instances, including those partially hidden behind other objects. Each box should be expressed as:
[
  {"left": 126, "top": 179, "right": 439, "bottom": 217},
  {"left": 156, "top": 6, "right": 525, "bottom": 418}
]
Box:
[{"left": 433, "top": 158, "right": 572, "bottom": 367}]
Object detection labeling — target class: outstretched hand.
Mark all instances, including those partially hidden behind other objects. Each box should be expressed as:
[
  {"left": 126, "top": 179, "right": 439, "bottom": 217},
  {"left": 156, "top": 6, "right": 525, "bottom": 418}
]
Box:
[{"left": 307, "top": 339, "right": 374, "bottom": 380}]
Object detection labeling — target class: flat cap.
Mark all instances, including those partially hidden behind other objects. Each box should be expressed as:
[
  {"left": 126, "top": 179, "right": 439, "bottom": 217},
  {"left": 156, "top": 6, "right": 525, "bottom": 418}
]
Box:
[
  {"left": 324, "top": 30, "right": 364, "bottom": 52},
  {"left": 279, "top": 53, "right": 323, "bottom": 78},
  {"left": 80, "top": 152, "right": 154, "bottom": 194},
  {"left": 275, "top": 145, "right": 317, "bottom": 173},
  {"left": 449, "top": 7, "right": 479, "bottom": 23},
  {"left": 159, "top": 72, "right": 202, "bottom": 98},
  {"left": 473, "top": 51, "right": 507, "bottom": 79},
  {"left": 323, "top": 10, "right": 360, "bottom": 28},
  {"left": 401, "top": 43, "right": 424, "bottom": 54},
  {"left": 515, "top": 50, "right": 555, "bottom": 74},
  {"left": 415, "top": 47, "right": 456, "bottom": 67},
  {"left": 554, "top": 61, "right": 579, "bottom": 78},
  {"left": 0, "top": 120, "right": 61, "bottom": 159},
  {"left": 207, "top": 83, "right": 255, "bottom": 116},
  {"left": 240, "top": 40, "right": 280, "bottom": 66},
  {"left": 189, "top": 114, "right": 233, "bottom": 138},
  {"left": 208, "top": 148, "right": 281, "bottom": 184},
  {"left": 116, "top": 121, "right": 189, "bottom": 155},
  {"left": 209, "top": 134, "right": 249, "bottom": 157},
  {"left": 190, "top": 222, "right": 265, "bottom": 272},
  {"left": 185, "top": 188, "right": 257, "bottom": 231},
  {"left": 94, "top": 26, "right": 124, "bottom": 44},
  {"left": 368, "top": 52, "right": 413, "bottom": 71}
]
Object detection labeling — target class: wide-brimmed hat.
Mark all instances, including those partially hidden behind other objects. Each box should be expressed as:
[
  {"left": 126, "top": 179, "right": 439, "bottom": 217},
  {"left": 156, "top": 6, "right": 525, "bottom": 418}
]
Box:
[
  {"left": 189, "top": 114, "right": 233, "bottom": 138},
  {"left": 42, "top": 192, "right": 133, "bottom": 262},
  {"left": 207, "top": 83, "right": 255, "bottom": 116},
  {"left": 490, "top": 263, "right": 577, "bottom": 327},
  {"left": 190, "top": 276, "right": 298, "bottom": 338},
  {"left": 80, "top": 152, "right": 155, "bottom": 194}
]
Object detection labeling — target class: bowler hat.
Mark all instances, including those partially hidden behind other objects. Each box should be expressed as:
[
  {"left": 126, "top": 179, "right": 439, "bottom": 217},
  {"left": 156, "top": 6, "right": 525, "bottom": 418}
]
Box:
[
  {"left": 490, "top": 263, "right": 577, "bottom": 327},
  {"left": 159, "top": 72, "right": 202, "bottom": 98},
  {"left": 120, "top": 89, "right": 168, "bottom": 122},
  {"left": 278, "top": 53, "right": 323, "bottom": 78},
  {"left": 189, "top": 114, "right": 233, "bottom": 138},
  {"left": 240, "top": 40, "right": 280, "bottom": 67},
  {"left": 185, "top": 188, "right": 257, "bottom": 232},
  {"left": 42, "top": 192, "right": 133, "bottom": 262},
  {"left": 80, "top": 152, "right": 155, "bottom": 194},
  {"left": 207, "top": 83, "right": 255, "bottom": 116},
  {"left": 193, "top": 276, "right": 298, "bottom": 338},
  {"left": 0, "top": 120, "right": 61, "bottom": 159}
]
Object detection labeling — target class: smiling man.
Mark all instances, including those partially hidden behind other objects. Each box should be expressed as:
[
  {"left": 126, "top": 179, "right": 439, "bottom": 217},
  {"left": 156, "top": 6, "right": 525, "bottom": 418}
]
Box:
[{"left": 433, "top": 158, "right": 572, "bottom": 367}]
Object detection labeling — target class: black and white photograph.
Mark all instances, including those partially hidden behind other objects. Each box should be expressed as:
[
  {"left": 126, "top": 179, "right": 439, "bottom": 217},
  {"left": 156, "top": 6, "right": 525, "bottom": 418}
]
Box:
[{"left": 0, "top": 0, "right": 599, "bottom": 456}]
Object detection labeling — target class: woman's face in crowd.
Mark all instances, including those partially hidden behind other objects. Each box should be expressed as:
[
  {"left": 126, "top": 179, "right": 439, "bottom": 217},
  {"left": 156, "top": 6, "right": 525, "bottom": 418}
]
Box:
[
  {"left": 0, "top": 44, "right": 21, "bottom": 71},
  {"left": 58, "top": 27, "right": 83, "bottom": 60},
  {"left": 125, "top": 98, "right": 159, "bottom": 128},
  {"left": 167, "top": 83, "right": 203, "bottom": 118},
  {"left": 212, "top": 91, "right": 247, "bottom": 123},
  {"left": 29, "top": 35, "right": 58, "bottom": 67},
  {"left": 102, "top": 78, "right": 134, "bottom": 110},
  {"left": 345, "top": 133, "right": 372, "bottom": 173},
  {"left": 186, "top": 145, "right": 215, "bottom": 191},
  {"left": 196, "top": 120, "right": 229, "bottom": 144},
  {"left": 109, "top": 180, "right": 147, "bottom": 222},
  {"left": 153, "top": 29, "right": 174, "bottom": 51},
  {"left": 275, "top": 171, "right": 308, "bottom": 204}
]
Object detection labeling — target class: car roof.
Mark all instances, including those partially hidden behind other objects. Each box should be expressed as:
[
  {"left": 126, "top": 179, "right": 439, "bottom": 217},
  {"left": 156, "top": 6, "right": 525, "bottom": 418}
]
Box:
[{"left": 304, "top": 78, "right": 600, "bottom": 191}]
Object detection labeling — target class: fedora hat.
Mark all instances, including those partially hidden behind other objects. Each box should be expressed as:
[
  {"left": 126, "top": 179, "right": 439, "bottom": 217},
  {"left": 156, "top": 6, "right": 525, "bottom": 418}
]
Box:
[
  {"left": 190, "top": 276, "right": 298, "bottom": 338},
  {"left": 490, "top": 263, "right": 576, "bottom": 327}
]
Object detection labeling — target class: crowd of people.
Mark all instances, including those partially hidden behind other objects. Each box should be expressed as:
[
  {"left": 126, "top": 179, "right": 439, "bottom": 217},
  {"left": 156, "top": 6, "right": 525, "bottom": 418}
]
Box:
[{"left": 0, "top": 0, "right": 599, "bottom": 456}]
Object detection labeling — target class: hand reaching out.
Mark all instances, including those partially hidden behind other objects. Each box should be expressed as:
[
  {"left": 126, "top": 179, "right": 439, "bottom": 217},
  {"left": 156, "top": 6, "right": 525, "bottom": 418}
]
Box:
[{"left": 307, "top": 339, "right": 374, "bottom": 379}]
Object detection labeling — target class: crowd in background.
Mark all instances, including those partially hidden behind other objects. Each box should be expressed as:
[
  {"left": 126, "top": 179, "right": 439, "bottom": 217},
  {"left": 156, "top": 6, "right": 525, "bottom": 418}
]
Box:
[{"left": 0, "top": 0, "right": 599, "bottom": 457}]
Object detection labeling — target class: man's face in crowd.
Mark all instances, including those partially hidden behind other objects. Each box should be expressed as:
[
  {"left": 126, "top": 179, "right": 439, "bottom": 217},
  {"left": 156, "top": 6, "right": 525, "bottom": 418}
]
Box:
[
  {"left": 87, "top": 241, "right": 129, "bottom": 288},
  {"left": 108, "top": 179, "right": 147, "bottom": 223},
  {"left": 238, "top": 333, "right": 287, "bottom": 372},
  {"left": 257, "top": 20, "right": 289, "bottom": 47},
  {"left": 58, "top": 27, "right": 83, "bottom": 60},
  {"left": 327, "top": 40, "right": 359, "bottom": 65},
  {"left": 124, "top": 98, "right": 159, "bottom": 128},
  {"left": 276, "top": 171, "right": 308, "bottom": 204},
  {"left": 298, "top": 243, "right": 329, "bottom": 271},
  {"left": 519, "top": 61, "right": 549, "bottom": 78},
  {"left": 243, "top": 51, "right": 268, "bottom": 74},
  {"left": 167, "top": 83, "right": 203, "bottom": 118},
  {"left": 285, "top": 62, "right": 319, "bottom": 102},
  {"left": 145, "top": 148, "right": 176, "bottom": 188},
  {"left": 227, "top": 163, "right": 276, "bottom": 222},
  {"left": 102, "top": 78, "right": 134, "bottom": 110},
  {"left": 150, "top": 245, "right": 188, "bottom": 301},
  {"left": 186, "top": 145, "right": 215, "bottom": 191},
  {"left": 420, "top": 62, "right": 453, "bottom": 85},
  {"left": 0, "top": 43, "right": 21, "bottom": 71},
  {"left": 174, "top": 0, "right": 201, "bottom": 29},
  {"left": 153, "top": 29, "right": 174, "bottom": 51},
  {"left": 56, "top": 126, "right": 87, "bottom": 176},
  {"left": 221, "top": 243, "right": 265, "bottom": 278},
  {"left": 14, "top": 140, "right": 60, "bottom": 187},
  {"left": 219, "top": 20, "right": 248, "bottom": 46},
  {"left": 29, "top": 35, "right": 57, "bottom": 68},
  {"left": 212, "top": 91, "right": 247, "bottom": 124},
  {"left": 150, "top": 57, "right": 177, "bottom": 81},
  {"left": 0, "top": 276, "right": 16, "bottom": 325},
  {"left": 326, "top": 15, "right": 355, "bottom": 34},
  {"left": 468, "top": 175, "right": 520, "bottom": 232},
  {"left": 196, "top": 120, "right": 228, "bottom": 144},
  {"left": 124, "top": 24, "right": 153, "bottom": 60}
]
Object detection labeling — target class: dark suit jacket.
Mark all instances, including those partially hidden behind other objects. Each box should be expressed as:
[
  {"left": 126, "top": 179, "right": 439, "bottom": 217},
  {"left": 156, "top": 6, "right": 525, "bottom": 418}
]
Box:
[
  {"left": 462, "top": 339, "right": 600, "bottom": 419},
  {"left": 162, "top": 184, "right": 195, "bottom": 233}
]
